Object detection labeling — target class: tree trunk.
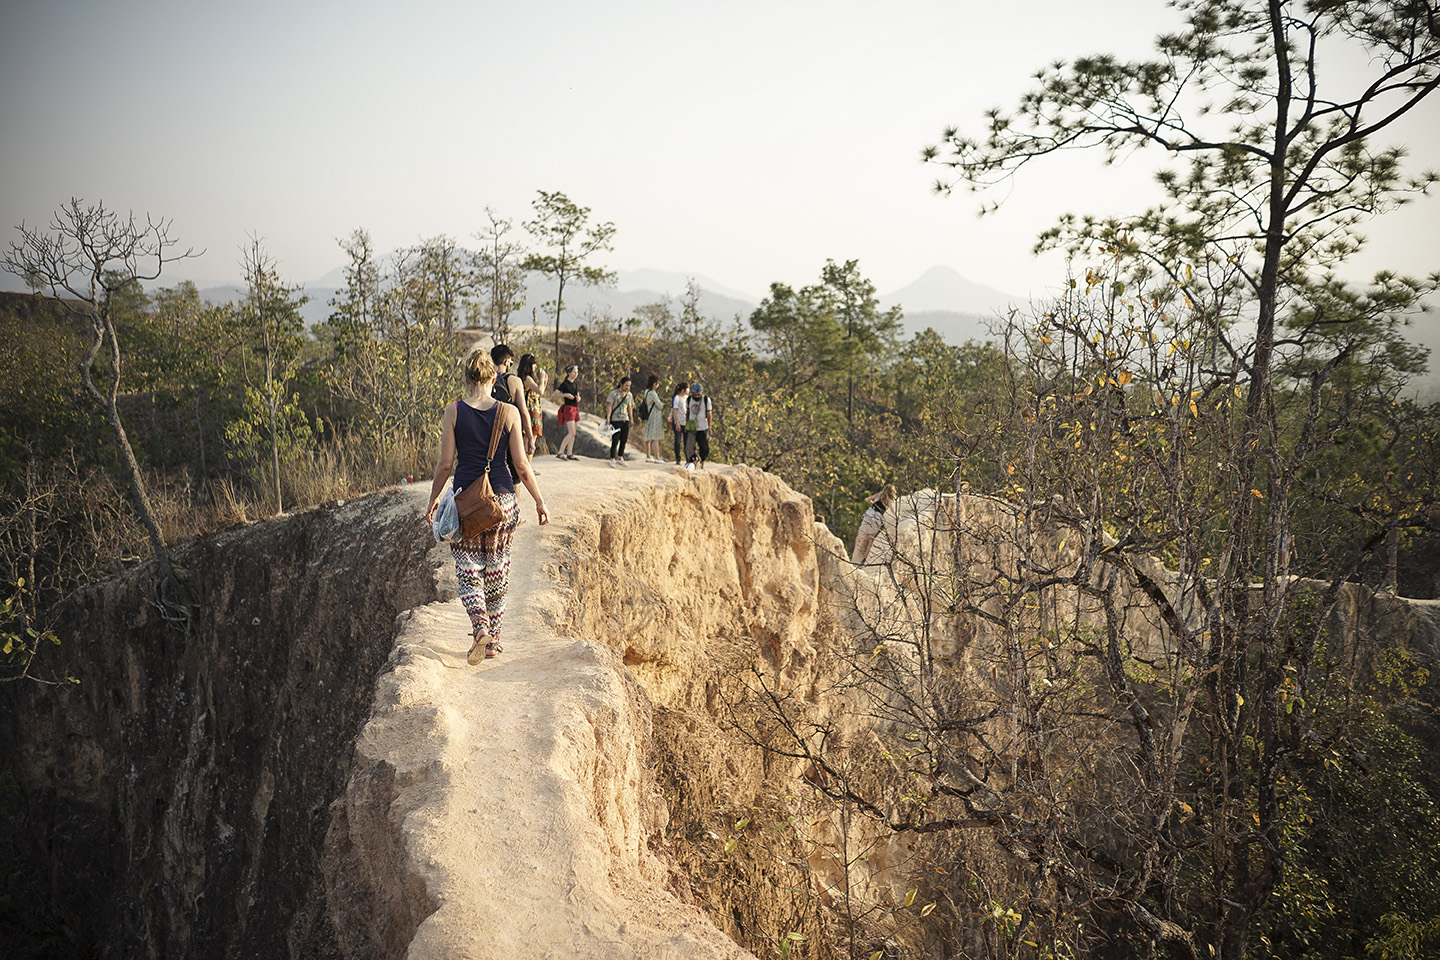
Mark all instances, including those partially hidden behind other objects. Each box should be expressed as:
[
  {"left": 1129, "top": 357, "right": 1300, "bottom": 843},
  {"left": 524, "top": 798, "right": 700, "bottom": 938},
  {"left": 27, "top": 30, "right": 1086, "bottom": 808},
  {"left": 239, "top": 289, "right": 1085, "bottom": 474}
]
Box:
[
  {"left": 553, "top": 272, "right": 567, "bottom": 368},
  {"left": 78, "top": 316, "right": 176, "bottom": 586}
]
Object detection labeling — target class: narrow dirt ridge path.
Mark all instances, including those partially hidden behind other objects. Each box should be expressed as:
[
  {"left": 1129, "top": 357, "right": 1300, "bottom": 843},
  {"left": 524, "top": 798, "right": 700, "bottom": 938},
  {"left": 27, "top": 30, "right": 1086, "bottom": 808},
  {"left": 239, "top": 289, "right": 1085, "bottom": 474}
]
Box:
[{"left": 330, "top": 456, "right": 756, "bottom": 960}]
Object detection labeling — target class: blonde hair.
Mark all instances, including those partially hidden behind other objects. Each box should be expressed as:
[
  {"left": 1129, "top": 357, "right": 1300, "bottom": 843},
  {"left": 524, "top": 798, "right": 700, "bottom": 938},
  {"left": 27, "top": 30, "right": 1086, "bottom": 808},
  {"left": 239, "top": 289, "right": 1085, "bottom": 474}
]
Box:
[
  {"left": 879, "top": 484, "right": 897, "bottom": 506},
  {"left": 462, "top": 348, "right": 496, "bottom": 387}
]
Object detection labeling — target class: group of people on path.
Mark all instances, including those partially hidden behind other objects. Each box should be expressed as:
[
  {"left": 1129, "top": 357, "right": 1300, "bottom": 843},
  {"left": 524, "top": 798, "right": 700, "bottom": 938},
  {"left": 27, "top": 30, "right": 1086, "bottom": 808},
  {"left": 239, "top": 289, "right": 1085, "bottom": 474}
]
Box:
[
  {"left": 424, "top": 344, "right": 722, "bottom": 668},
  {"left": 597, "top": 374, "right": 715, "bottom": 469},
  {"left": 425, "top": 346, "right": 549, "bottom": 666}
]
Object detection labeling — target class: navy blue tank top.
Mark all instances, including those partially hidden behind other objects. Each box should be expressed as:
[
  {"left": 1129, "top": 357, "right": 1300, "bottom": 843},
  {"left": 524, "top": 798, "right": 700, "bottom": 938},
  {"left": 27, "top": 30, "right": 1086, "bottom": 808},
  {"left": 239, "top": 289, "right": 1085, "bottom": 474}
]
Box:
[{"left": 453, "top": 401, "right": 515, "bottom": 496}]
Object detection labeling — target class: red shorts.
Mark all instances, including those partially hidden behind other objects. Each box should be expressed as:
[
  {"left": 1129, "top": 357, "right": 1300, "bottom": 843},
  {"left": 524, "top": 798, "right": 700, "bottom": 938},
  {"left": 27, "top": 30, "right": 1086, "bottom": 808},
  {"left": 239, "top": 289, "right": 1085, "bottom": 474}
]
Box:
[{"left": 558, "top": 404, "right": 580, "bottom": 425}]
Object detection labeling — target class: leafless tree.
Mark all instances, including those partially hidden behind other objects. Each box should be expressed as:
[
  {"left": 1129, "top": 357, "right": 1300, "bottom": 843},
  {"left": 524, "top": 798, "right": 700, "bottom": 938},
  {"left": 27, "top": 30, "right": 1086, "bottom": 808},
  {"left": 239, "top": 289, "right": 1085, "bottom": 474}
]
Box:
[
  {"left": 471, "top": 207, "right": 528, "bottom": 343},
  {"left": 3, "top": 199, "right": 198, "bottom": 591}
]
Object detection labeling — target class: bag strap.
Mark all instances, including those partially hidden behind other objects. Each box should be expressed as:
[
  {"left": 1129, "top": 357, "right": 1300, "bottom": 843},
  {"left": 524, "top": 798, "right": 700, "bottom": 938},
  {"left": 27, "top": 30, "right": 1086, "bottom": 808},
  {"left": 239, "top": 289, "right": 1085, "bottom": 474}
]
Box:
[{"left": 483, "top": 403, "right": 506, "bottom": 470}]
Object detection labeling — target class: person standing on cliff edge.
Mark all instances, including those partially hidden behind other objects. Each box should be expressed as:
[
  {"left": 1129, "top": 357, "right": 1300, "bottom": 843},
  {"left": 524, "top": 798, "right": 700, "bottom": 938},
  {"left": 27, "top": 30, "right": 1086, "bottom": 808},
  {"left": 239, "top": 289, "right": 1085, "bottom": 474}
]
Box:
[
  {"left": 852, "top": 484, "right": 896, "bottom": 564},
  {"left": 426, "top": 348, "right": 549, "bottom": 664}
]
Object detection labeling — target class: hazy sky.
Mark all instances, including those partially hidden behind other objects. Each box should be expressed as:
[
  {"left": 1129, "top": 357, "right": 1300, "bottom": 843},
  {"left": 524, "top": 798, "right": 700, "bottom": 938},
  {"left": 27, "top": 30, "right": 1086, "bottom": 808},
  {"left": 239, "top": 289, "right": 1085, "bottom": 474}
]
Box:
[{"left": 2, "top": 0, "right": 1437, "bottom": 302}]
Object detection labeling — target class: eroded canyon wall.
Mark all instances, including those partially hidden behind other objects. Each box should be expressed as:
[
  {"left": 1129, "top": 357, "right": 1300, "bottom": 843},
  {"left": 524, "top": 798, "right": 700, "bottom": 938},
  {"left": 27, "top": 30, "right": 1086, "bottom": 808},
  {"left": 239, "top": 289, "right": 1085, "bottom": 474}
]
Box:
[{"left": 1, "top": 490, "right": 437, "bottom": 959}]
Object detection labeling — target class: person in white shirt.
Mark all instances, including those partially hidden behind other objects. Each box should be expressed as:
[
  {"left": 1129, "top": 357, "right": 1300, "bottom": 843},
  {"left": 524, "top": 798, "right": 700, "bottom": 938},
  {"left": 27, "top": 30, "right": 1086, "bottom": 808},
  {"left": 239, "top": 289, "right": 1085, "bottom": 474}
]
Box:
[
  {"left": 682, "top": 381, "right": 714, "bottom": 470},
  {"left": 668, "top": 381, "right": 688, "bottom": 465}
]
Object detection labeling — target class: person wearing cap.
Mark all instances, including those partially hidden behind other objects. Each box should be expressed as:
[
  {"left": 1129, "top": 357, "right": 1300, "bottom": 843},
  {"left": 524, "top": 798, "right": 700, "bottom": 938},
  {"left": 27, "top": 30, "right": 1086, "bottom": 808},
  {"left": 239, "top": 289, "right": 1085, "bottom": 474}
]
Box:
[
  {"left": 852, "top": 484, "right": 897, "bottom": 564},
  {"left": 683, "top": 381, "right": 714, "bottom": 470}
]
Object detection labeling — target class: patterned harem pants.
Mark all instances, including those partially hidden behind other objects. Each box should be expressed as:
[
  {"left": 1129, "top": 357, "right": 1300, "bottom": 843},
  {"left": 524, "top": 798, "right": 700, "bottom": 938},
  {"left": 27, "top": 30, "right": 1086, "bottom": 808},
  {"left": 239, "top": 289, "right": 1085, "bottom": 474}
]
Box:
[{"left": 450, "top": 493, "right": 520, "bottom": 640}]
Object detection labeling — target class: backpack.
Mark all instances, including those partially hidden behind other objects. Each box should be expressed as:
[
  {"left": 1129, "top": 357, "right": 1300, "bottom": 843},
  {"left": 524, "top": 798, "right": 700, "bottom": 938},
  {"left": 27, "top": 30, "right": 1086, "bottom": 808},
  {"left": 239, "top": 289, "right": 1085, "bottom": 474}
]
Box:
[
  {"left": 637, "top": 393, "right": 653, "bottom": 420},
  {"left": 685, "top": 395, "right": 711, "bottom": 430},
  {"left": 492, "top": 373, "right": 514, "bottom": 405}
]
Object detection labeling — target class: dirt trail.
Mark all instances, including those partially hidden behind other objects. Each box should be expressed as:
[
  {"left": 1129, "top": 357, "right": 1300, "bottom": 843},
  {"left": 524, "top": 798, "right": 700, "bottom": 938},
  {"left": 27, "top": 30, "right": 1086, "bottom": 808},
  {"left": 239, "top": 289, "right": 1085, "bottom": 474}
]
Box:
[{"left": 334, "top": 454, "right": 755, "bottom": 960}]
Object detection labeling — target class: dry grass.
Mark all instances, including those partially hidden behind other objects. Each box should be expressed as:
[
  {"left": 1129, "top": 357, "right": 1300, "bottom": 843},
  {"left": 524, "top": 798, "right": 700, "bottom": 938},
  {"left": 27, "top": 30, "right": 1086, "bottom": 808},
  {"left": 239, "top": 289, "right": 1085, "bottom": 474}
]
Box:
[
  {"left": 147, "top": 433, "right": 436, "bottom": 539},
  {"left": 6, "top": 432, "right": 441, "bottom": 611}
]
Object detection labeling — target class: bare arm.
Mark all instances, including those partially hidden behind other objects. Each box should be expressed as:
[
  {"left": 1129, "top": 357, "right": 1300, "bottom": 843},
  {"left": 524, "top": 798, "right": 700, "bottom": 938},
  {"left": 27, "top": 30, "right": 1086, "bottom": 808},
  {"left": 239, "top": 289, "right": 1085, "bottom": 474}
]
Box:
[
  {"left": 505, "top": 405, "right": 549, "bottom": 524},
  {"left": 426, "top": 403, "right": 458, "bottom": 520},
  {"left": 510, "top": 374, "right": 535, "bottom": 453}
]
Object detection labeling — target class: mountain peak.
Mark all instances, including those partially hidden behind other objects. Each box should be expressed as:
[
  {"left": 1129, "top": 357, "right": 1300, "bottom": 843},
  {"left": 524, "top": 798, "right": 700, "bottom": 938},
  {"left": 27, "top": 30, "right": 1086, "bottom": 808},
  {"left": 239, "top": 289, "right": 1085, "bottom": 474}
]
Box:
[{"left": 880, "top": 266, "right": 1018, "bottom": 314}]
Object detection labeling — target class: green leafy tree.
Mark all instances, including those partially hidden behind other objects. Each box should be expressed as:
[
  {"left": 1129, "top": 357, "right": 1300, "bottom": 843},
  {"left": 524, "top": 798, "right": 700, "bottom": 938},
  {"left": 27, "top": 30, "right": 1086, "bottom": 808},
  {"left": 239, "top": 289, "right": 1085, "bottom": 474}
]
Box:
[
  {"left": 230, "top": 238, "right": 310, "bottom": 513},
  {"left": 749, "top": 281, "right": 852, "bottom": 392},
  {"left": 382, "top": 244, "right": 460, "bottom": 454},
  {"left": 749, "top": 261, "right": 901, "bottom": 419},
  {"left": 521, "top": 190, "right": 617, "bottom": 364},
  {"left": 318, "top": 231, "right": 455, "bottom": 472},
  {"left": 125, "top": 281, "right": 242, "bottom": 477},
  {"left": 322, "top": 228, "right": 381, "bottom": 352},
  {"left": 816, "top": 259, "right": 902, "bottom": 424},
  {"left": 915, "top": 6, "right": 1440, "bottom": 955},
  {"left": 410, "top": 234, "right": 470, "bottom": 334}
]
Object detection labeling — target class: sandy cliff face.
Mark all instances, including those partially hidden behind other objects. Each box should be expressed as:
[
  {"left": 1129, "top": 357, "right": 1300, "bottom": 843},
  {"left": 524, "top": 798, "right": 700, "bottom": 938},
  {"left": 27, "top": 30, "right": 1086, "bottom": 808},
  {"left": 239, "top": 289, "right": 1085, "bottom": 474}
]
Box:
[{"left": 319, "top": 464, "right": 845, "bottom": 959}]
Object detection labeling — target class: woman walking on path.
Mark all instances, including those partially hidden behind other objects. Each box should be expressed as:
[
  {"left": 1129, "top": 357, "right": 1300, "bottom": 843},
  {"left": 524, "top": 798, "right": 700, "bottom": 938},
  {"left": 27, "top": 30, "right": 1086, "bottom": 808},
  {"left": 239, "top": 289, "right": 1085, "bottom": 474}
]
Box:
[
  {"left": 668, "top": 381, "right": 688, "bottom": 465},
  {"left": 426, "top": 349, "right": 549, "bottom": 664},
  {"left": 553, "top": 364, "right": 581, "bottom": 460},
  {"left": 517, "top": 353, "right": 549, "bottom": 456},
  {"left": 605, "top": 376, "right": 634, "bottom": 467},
  {"left": 851, "top": 484, "right": 896, "bottom": 564},
  {"left": 640, "top": 375, "right": 667, "bottom": 462}
]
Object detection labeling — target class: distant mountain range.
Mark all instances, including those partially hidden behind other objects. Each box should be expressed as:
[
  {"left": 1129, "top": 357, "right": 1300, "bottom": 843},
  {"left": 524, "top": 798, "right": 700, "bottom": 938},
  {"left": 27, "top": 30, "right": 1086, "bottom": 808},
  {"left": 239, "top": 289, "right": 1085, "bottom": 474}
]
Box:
[
  {"left": 161, "top": 263, "right": 1023, "bottom": 348},
  {"left": 4, "top": 261, "right": 1435, "bottom": 397}
]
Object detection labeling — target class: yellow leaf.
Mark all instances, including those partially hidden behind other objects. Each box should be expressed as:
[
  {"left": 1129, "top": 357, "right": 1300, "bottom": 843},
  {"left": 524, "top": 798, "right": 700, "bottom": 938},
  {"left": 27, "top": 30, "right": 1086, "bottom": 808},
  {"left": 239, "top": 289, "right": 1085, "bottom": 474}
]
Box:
[
  {"left": 1251, "top": 489, "right": 1264, "bottom": 498},
  {"left": 904, "top": 888, "right": 918, "bottom": 907},
  {"left": 1117, "top": 370, "right": 1133, "bottom": 385}
]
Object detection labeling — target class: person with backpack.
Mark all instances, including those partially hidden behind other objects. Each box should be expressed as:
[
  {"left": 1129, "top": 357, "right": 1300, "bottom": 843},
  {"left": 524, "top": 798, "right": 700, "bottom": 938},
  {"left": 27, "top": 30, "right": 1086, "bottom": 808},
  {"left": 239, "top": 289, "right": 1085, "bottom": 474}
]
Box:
[
  {"left": 683, "top": 381, "right": 714, "bottom": 470},
  {"left": 490, "top": 344, "right": 535, "bottom": 458},
  {"left": 639, "top": 374, "right": 667, "bottom": 463},
  {"left": 605, "top": 375, "right": 635, "bottom": 467}
]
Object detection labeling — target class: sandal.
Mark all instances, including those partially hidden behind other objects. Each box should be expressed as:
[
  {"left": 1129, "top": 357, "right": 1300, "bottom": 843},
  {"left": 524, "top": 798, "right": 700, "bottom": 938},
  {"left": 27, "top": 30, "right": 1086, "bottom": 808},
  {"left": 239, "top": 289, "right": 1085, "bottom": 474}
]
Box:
[
  {"left": 484, "top": 640, "right": 503, "bottom": 659},
  {"left": 467, "top": 629, "right": 488, "bottom": 665}
]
